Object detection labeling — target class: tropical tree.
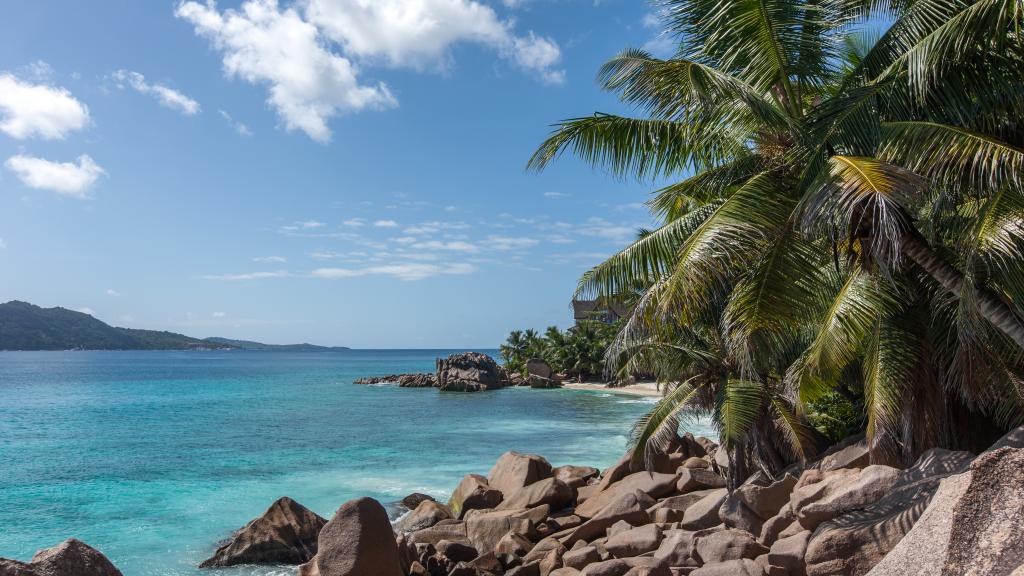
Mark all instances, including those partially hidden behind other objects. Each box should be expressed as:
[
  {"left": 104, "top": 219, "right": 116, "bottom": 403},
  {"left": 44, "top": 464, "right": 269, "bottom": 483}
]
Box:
[{"left": 530, "top": 0, "right": 1024, "bottom": 477}]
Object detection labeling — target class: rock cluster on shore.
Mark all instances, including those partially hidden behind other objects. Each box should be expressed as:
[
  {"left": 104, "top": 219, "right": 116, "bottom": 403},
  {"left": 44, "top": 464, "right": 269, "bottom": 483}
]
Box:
[
  {"left": 353, "top": 353, "right": 565, "bottom": 392},
  {"left": 8, "top": 426, "right": 1023, "bottom": 576}
]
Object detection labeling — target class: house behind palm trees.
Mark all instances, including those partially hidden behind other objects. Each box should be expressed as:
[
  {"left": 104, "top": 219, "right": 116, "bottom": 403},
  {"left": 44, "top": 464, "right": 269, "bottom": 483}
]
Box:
[{"left": 572, "top": 298, "right": 629, "bottom": 325}]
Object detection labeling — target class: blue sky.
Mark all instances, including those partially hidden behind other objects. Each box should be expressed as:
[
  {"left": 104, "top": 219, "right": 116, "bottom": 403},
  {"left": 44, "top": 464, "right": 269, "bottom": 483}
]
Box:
[{"left": 0, "top": 0, "right": 675, "bottom": 348}]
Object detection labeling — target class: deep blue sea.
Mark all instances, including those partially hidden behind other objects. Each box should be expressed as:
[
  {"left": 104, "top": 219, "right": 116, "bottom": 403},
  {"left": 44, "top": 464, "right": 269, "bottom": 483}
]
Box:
[{"left": 0, "top": 350, "right": 714, "bottom": 576}]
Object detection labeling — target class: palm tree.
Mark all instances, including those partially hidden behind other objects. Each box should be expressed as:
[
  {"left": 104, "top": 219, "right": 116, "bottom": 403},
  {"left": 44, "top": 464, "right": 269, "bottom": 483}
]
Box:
[{"left": 530, "top": 0, "right": 1024, "bottom": 475}]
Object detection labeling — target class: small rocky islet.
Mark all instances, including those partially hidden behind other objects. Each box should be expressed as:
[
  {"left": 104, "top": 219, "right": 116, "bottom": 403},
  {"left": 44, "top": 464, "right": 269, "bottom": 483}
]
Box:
[{"left": 5, "top": 353, "right": 1023, "bottom": 576}]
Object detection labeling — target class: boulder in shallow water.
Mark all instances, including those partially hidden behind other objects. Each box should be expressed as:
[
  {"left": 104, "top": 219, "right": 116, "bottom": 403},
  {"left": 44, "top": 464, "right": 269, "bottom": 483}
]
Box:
[
  {"left": 395, "top": 500, "right": 452, "bottom": 533},
  {"left": 199, "top": 496, "right": 326, "bottom": 567},
  {"left": 401, "top": 493, "right": 436, "bottom": 510},
  {"left": 437, "top": 352, "right": 504, "bottom": 392},
  {"left": 314, "top": 497, "right": 402, "bottom": 576},
  {"left": 0, "top": 539, "right": 123, "bottom": 576},
  {"left": 527, "top": 358, "right": 554, "bottom": 380}
]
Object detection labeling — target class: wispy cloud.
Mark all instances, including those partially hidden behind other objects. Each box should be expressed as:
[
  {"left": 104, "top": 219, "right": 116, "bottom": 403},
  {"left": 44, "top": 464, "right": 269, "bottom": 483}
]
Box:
[
  {"left": 373, "top": 219, "right": 399, "bottom": 228},
  {"left": 280, "top": 220, "right": 327, "bottom": 232},
  {"left": 312, "top": 262, "right": 474, "bottom": 281},
  {"left": 111, "top": 70, "right": 201, "bottom": 115},
  {"left": 106, "top": 289, "right": 121, "bottom": 297},
  {"left": 204, "top": 270, "right": 290, "bottom": 281},
  {"left": 252, "top": 255, "right": 287, "bottom": 263},
  {"left": 219, "top": 109, "right": 253, "bottom": 136},
  {"left": 543, "top": 191, "right": 570, "bottom": 198}
]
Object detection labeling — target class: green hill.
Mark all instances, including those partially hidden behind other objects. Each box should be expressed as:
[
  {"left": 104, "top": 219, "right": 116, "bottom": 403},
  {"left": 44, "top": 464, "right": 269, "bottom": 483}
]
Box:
[
  {"left": 202, "top": 337, "right": 349, "bottom": 351},
  {"left": 0, "top": 301, "right": 348, "bottom": 351}
]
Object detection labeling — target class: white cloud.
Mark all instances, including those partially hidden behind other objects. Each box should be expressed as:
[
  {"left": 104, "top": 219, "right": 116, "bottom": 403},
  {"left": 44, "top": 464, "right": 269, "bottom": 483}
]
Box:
[
  {"left": 543, "top": 191, "right": 570, "bottom": 198},
  {"left": 77, "top": 307, "right": 96, "bottom": 316},
  {"left": 176, "top": 0, "right": 397, "bottom": 142},
  {"left": 0, "top": 238, "right": 6, "bottom": 249},
  {"left": 4, "top": 154, "right": 105, "bottom": 198},
  {"left": 219, "top": 109, "right": 253, "bottom": 136},
  {"left": 111, "top": 70, "right": 201, "bottom": 115},
  {"left": 578, "top": 217, "right": 640, "bottom": 243},
  {"left": 0, "top": 73, "right": 90, "bottom": 140},
  {"left": 253, "top": 255, "right": 287, "bottom": 263},
  {"left": 342, "top": 218, "right": 365, "bottom": 227},
  {"left": 106, "top": 289, "right": 121, "bottom": 297},
  {"left": 281, "top": 219, "right": 326, "bottom": 231},
  {"left": 373, "top": 219, "right": 399, "bottom": 228},
  {"left": 312, "top": 262, "right": 474, "bottom": 281},
  {"left": 481, "top": 235, "right": 539, "bottom": 250},
  {"left": 305, "top": 0, "right": 564, "bottom": 83},
  {"left": 213, "top": 311, "right": 227, "bottom": 317},
  {"left": 204, "top": 270, "right": 290, "bottom": 281},
  {"left": 410, "top": 240, "right": 479, "bottom": 252}
]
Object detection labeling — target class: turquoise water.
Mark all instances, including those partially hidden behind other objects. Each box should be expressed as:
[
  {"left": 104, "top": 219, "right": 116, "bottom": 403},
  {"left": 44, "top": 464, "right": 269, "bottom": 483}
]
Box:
[{"left": 0, "top": 350, "right": 713, "bottom": 576}]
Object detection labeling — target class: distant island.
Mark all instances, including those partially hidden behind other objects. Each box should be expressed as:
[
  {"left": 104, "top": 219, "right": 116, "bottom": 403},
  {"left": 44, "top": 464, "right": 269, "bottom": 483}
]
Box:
[{"left": 0, "top": 301, "right": 349, "bottom": 351}]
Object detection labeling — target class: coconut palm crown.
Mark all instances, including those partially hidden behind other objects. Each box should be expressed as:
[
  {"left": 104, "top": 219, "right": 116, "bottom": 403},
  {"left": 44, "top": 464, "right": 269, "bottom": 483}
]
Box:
[{"left": 529, "top": 0, "right": 1024, "bottom": 480}]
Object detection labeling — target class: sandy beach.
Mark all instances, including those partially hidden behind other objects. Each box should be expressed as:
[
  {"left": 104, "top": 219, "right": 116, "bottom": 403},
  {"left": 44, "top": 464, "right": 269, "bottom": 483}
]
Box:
[{"left": 563, "top": 381, "right": 664, "bottom": 397}]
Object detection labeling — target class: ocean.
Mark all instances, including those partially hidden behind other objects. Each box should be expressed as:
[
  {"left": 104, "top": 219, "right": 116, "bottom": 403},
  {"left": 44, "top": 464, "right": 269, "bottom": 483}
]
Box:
[{"left": 0, "top": 350, "right": 714, "bottom": 575}]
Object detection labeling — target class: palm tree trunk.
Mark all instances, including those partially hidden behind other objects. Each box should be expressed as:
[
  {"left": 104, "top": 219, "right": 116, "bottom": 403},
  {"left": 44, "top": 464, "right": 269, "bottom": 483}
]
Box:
[{"left": 901, "top": 229, "right": 1024, "bottom": 349}]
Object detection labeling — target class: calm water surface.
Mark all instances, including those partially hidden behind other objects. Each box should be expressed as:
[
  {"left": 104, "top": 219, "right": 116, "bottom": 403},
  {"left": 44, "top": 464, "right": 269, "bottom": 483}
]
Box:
[{"left": 0, "top": 350, "right": 714, "bottom": 575}]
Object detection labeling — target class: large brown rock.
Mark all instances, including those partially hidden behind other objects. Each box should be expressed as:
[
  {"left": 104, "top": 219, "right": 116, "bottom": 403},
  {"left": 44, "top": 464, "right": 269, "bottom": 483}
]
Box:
[
  {"left": 199, "top": 496, "right": 326, "bottom": 567},
  {"left": 563, "top": 491, "right": 655, "bottom": 546},
  {"left": 818, "top": 439, "right": 870, "bottom": 472},
  {"left": 396, "top": 500, "right": 452, "bottom": 533},
  {"left": 866, "top": 446, "right": 1024, "bottom": 576},
  {"left": 768, "top": 530, "right": 810, "bottom": 576},
  {"left": 693, "top": 529, "right": 768, "bottom": 564},
  {"left": 652, "top": 529, "right": 696, "bottom": 566},
  {"left": 409, "top": 521, "right": 470, "bottom": 546},
  {"left": 554, "top": 465, "right": 600, "bottom": 490},
  {"left": 604, "top": 524, "right": 663, "bottom": 558},
  {"left": 466, "top": 509, "right": 534, "bottom": 555},
  {"left": 449, "top": 474, "right": 503, "bottom": 518},
  {"left": 314, "top": 497, "right": 402, "bottom": 576},
  {"left": 676, "top": 469, "right": 725, "bottom": 494},
  {"left": 490, "top": 452, "right": 554, "bottom": 495},
  {"left": 581, "top": 558, "right": 668, "bottom": 576},
  {"left": 737, "top": 474, "right": 798, "bottom": 520},
  {"left": 576, "top": 472, "right": 679, "bottom": 519},
  {"left": 678, "top": 489, "right": 728, "bottom": 531},
  {"left": 0, "top": 539, "right": 122, "bottom": 576},
  {"left": 718, "top": 494, "right": 764, "bottom": 536},
  {"left": 437, "top": 352, "right": 504, "bottom": 392},
  {"left": 804, "top": 449, "right": 974, "bottom": 576},
  {"left": 500, "top": 478, "right": 574, "bottom": 512},
  {"left": 792, "top": 466, "right": 900, "bottom": 530},
  {"left": 691, "top": 559, "right": 763, "bottom": 576}
]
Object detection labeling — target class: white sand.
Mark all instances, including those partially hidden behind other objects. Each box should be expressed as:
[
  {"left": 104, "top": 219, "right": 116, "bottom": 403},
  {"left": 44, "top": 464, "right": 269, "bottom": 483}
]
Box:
[{"left": 563, "top": 381, "right": 664, "bottom": 397}]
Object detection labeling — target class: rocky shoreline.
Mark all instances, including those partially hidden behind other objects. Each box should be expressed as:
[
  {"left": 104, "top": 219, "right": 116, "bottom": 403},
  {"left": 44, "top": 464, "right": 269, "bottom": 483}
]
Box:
[
  {"left": 7, "top": 425, "right": 1023, "bottom": 576},
  {"left": 354, "top": 352, "right": 581, "bottom": 391}
]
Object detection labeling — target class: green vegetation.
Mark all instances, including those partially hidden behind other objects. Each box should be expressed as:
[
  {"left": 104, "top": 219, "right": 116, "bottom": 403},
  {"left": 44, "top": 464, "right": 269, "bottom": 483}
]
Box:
[
  {"left": 531, "top": 0, "right": 1024, "bottom": 481},
  {"left": 500, "top": 321, "right": 619, "bottom": 382},
  {"left": 0, "top": 301, "right": 349, "bottom": 351}
]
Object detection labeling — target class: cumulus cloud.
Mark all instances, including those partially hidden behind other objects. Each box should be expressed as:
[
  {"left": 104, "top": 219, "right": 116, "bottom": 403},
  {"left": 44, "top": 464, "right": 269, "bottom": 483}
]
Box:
[
  {"left": 304, "top": 0, "right": 564, "bottom": 83},
  {"left": 176, "top": 0, "right": 397, "bottom": 142},
  {"left": 312, "top": 262, "right": 474, "bottom": 281},
  {"left": 106, "top": 289, "right": 121, "bottom": 296},
  {"left": 342, "top": 218, "right": 365, "bottom": 227},
  {"left": 0, "top": 73, "right": 90, "bottom": 140},
  {"left": 373, "top": 219, "right": 399, "bottom": 228},
  {"left": 4, "top": 154, "right": 105, "bottom": 198},
  {"left": 111, "top": 70, "right": 201, "bottom": 115},
  {"left": 280, "top": 219, "right": 326, "bottom": 232},
  {"left": 204, "top": 270, "right": 291, "bottom": 281}
]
